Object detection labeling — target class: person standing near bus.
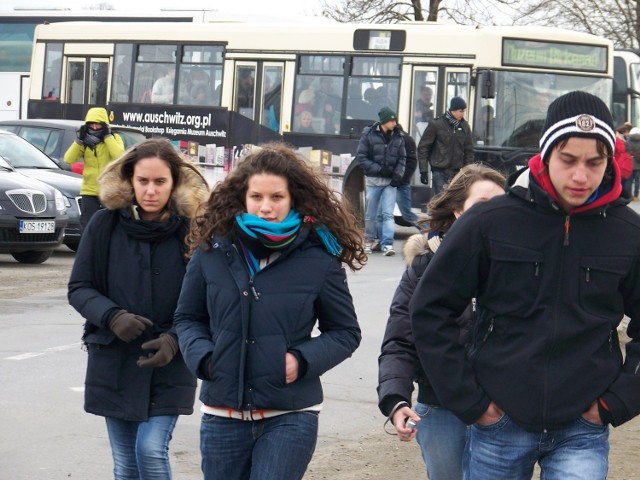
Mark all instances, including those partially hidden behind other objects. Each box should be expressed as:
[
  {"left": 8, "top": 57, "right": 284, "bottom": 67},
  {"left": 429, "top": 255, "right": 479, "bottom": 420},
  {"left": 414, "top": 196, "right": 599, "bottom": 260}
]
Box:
[
  {"left": 411, "top": 91, "right": 640, "bottom": 479},
  {"left": 68, "top": 139, "right": 209, "bottom": 479},
  {"left": 64, "top": 107, "right": 124, "bottom": 230},
  {"left": 357, "top": 107, "right": 406, "bottom": 256},
  {"left": 174, "top": 143, "right": 364, "bottom": 480},
  {"left": 417, "top": 96, "right": 474, "bottom": 196}
]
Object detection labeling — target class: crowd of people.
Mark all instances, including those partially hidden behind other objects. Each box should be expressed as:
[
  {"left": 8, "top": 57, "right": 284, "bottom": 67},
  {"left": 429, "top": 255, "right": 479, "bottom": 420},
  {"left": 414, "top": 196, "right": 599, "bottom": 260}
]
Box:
[{"left": 63, "top": 88, "right": 640, "bottom": 480}]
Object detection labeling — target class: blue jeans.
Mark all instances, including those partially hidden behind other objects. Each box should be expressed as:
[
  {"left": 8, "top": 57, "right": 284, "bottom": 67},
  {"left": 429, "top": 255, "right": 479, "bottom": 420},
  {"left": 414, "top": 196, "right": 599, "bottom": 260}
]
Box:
[
  {"left": 466, "top": 414, "right": 609, "bottom": 479},
  {"left": 414, "top": 402, "right": 468, "bottom": 480},
  {"left": 105, "top": 415, "right": 178, "bottom": 480},
  {"left": 431, "top": 168, "right": 458, "bottom": 197},
  {"left": 396, "top": 184, "right": 419, "bottom": 224},
  {"left": 200, "top": 411, "right": 319, "bottom": 480},
  {"left": 365, "top": 184, "right": 396, "bottom": 248}
]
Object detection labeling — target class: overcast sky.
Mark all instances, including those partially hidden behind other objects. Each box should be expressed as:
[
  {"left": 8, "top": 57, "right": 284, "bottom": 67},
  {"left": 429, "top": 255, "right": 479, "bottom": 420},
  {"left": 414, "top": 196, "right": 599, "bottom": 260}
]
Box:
[{"left": 0, "top": 0, "right": 324, "bottom": 19}]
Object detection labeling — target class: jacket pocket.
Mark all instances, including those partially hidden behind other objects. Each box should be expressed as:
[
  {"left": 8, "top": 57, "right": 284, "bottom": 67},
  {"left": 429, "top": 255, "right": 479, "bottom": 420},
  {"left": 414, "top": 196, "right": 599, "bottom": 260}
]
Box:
[
  {"left": 487, "top": 240, "right": 544, "bottom": 316},
  {"left": 579, "top": 256, "right": 630, "bottom": 318}
]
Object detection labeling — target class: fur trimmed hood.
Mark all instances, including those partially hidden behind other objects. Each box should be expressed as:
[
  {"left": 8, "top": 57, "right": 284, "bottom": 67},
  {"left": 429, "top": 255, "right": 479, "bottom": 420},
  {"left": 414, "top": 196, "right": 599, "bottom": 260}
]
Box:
[
  {"left": 403, "top": 232, "right": 442, "bottom": 267},
  {"left": 98, "top": 155, "right": 210, "bottom": 218}
]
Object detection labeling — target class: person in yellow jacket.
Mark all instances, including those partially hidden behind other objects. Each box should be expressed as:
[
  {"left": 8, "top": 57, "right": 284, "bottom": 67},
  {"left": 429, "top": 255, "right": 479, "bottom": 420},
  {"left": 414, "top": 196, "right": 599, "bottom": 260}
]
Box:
[{"left": 65, "top": 107, "right": 125, "bottom": 230}]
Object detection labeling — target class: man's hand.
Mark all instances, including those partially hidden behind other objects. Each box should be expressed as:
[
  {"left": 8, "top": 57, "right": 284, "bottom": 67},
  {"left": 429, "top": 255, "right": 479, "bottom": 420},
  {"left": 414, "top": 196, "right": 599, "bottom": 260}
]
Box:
[
  {"left": 583, "top": 400, "right": 604, "bottom": 425},
  {"left": 379, "top": 165, "right": 393, "bottom": 177},
  {"left": 476, "top": 401, "right": 504, "bottom": 426}
]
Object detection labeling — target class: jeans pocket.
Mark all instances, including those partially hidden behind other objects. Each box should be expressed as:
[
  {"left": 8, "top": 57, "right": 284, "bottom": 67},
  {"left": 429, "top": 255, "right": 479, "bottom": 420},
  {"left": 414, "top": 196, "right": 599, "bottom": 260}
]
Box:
[
  {"left": 474, "top": 412, "right": 509, "bottom": 430},
  {"left": 578, "top": 415, "right": 607, "bottom": 430}
]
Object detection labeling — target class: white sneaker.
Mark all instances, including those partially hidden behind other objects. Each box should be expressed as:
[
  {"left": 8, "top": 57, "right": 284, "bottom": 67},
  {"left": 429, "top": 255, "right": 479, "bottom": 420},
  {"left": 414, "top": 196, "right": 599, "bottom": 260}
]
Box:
[{"left": 382, "top": 245, "right": 395, "bottom": 256}]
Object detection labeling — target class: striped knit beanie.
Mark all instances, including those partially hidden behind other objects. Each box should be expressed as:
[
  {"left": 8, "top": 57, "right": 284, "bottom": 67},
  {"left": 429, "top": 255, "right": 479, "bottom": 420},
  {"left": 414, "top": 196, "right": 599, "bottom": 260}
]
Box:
[{"left": 539, "top": 91, "right": 615, "bottom": 162}]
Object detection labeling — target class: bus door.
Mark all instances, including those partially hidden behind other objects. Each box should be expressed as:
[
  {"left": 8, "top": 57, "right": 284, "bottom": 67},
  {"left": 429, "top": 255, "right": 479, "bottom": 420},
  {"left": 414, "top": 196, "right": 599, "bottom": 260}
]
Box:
[
  {"left": 409, "top": 66, "right": 439, "bottom": 143},
  {"left": 233, "top": 61, "right": 284, "bottom": 143},
  {"left": 63, "top": 56, "right": 110, "bottom": 117}
]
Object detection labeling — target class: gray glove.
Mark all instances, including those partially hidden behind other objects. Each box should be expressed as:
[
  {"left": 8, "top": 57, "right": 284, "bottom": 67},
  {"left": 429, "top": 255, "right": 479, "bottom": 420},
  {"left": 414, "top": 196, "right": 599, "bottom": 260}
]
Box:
[
  {"left": 108, "top": 309, "right": 153, "bottom": 342},
  {"left": 137, "top": 334, "right": 179, "bottom": 368}
]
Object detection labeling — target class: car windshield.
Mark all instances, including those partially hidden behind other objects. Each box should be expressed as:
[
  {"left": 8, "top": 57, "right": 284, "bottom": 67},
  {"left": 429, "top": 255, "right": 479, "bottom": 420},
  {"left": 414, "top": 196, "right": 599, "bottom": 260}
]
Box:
[{"left": 0, "top": 133, "right": 60, "bottom": 169}]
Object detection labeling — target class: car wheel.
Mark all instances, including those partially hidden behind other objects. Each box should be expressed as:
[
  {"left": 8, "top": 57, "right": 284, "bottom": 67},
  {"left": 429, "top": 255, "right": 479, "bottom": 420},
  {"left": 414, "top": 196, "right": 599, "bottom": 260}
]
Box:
[{"left": 11, "top": 250, "right": 53, "bottom": 264}]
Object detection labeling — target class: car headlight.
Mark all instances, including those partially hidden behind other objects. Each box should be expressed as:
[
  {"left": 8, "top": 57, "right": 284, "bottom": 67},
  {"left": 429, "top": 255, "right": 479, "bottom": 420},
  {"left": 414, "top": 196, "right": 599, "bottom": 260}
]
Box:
[{"left": 54, "top": 189, "right": 66, "bottom": 212}]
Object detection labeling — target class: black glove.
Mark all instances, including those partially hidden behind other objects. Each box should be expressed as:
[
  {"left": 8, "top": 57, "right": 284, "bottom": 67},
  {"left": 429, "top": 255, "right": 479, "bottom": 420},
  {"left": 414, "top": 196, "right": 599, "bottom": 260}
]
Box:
[
  {"left": 108, "top": 309, "right": 153, "bottom": 342},
  {"left": 420, "top": 172, "right": 429, "bottom": 185},
  {"left": 137, "top": 333, "right": 179, "bottom": 368},
  {"left": 379, "top": 165, "right": 393, "bottom": 177},
  {"left": 76, "top": 125, "right": 87, "bottom": 144},
  {"left": 390, "top": 174, "right": 402, "bottom": 187},
  {"left": 100, "top": 122, "right": 112, "bottom": 137}
]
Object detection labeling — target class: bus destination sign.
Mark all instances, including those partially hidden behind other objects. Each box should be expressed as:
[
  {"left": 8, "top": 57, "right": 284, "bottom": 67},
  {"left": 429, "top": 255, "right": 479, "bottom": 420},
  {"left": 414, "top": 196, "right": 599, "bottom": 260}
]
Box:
[{"left": 502, "top": 39, "right": 607, "bottom": 73}]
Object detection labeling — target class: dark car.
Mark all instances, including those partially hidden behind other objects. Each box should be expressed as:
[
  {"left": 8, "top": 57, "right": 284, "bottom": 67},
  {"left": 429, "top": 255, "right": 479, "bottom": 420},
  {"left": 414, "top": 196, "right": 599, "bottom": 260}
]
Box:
[
  {"left": 0, "top": 156, "right": 68, "bottom": 264},
  {"left": 0, "top": 130, "right": 82, "bottom": 251},
  {"left": 0, "top": 119, "right": 147, "bottom": 170}
]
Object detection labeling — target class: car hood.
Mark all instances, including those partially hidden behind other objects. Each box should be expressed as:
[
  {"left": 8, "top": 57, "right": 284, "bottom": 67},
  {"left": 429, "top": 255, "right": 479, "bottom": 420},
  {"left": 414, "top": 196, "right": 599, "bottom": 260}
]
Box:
[
  {"left": 0, "top": 170, "right": 58, "bottom": 194},
  {"left": 17, "top": 168, "right": 82, "bottom": 197}
]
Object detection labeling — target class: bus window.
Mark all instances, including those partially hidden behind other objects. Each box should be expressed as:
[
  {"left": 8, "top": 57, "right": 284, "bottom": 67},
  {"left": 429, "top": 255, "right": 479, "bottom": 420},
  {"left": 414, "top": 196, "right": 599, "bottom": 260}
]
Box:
[
  {"left": 446, "top": 71, "right": 469, "bottom": 106},
  {"left": 42, "top": 43, "right": 62, "bottom": 100},
  {"left": 67, "top": 60, "right": 85, "bottom": 104},
  {"left": 235, "top": 65, "right": 256, "bottom": 120},
  {"left": 111, "top": 44, "right": 133, "bottom": 103},
  {"left": 411, "top": 69, "right": 438, "bottom": 140},
  {"left": 261, "top": 65, "right": 283, "bottom": 132},
  {"left": 178, "top": 45, "right": 224, "bottom": 106},
  {"left": 90, "top": 60, "right": 109, "bottom": 105},
  {"left": 133, "top": 44, "right": 176, "bottom": 104}
]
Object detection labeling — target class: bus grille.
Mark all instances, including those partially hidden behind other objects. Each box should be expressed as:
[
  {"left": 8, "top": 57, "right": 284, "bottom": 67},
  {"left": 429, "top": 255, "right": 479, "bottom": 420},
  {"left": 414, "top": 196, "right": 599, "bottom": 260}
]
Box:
[{"left": 7, "top": 189, "right": 47, "bottom": 213}]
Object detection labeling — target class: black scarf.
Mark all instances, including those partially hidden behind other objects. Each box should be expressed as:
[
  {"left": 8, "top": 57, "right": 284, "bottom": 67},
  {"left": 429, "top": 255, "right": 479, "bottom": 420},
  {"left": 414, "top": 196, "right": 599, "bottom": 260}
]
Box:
[{"left": 445, "top": 110, "right": 461, "bottom": 129}]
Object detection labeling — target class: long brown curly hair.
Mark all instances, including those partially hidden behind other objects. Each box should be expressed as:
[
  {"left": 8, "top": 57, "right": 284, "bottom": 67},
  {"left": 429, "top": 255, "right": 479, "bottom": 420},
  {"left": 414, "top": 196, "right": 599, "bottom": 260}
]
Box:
[{"left": 187, "top": 142, "right": 367, "bottom": 271}]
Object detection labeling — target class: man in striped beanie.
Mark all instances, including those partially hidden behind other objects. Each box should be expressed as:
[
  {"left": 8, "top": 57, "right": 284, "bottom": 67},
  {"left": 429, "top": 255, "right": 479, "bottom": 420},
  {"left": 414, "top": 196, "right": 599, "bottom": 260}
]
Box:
[{"left": 410, "top": 90, "right": 640, "bottom": 479}]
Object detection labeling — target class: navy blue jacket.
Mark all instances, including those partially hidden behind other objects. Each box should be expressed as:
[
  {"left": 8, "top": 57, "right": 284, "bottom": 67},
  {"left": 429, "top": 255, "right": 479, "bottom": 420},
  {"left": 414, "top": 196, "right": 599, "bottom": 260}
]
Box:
[{"left": 174, "top": 228, "right": 361, "bottom": 411}]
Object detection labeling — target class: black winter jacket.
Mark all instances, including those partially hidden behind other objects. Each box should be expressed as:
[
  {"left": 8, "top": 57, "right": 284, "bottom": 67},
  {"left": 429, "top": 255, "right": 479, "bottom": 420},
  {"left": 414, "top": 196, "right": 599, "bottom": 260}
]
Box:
[
  {"left": 417, "top": 115, "right": 474, "bottom": 172},
  {"left": 174, "top": 228, "right": 361, "bottom": 412},
  {"left": 410, "top": 167, "right": 640, "bottom": 432},
  {"left": 356, "top": 123, "right": 406, "bottom": 179},
  {"left": 377, "top": 233, "right": 475, "bottom": 416},
  {"left": 68, "top": 155, "right": 209, "bottom": 422}
]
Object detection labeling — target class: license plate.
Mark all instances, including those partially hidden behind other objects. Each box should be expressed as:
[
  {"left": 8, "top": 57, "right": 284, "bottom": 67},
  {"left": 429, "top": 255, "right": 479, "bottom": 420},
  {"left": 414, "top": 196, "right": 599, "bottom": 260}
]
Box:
[{"left": 19, "top": 220, "right": 55, "bottom": 234}]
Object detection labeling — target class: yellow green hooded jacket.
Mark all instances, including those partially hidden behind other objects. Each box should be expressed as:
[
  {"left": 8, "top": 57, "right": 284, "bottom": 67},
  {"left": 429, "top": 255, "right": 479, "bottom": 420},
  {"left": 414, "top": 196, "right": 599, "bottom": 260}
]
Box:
[{"left": 64, "top": 107, "right": 125, "bottom": 196}]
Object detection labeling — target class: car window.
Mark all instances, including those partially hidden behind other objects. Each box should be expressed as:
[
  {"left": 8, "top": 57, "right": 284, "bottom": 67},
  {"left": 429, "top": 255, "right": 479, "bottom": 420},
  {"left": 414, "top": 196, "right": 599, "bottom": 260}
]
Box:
[
  {"left": 43, "top": 130, "right": 64, "bottom": 158},
  {"left": 0, "top": 125, "right": 18, "bottom": 133},
  {"left": 114, "top": 129, "right": 147, "bottom": 149},
  {"left": 17, "top": 126, "right": 52, "bottom": 152},
  {"left": 0, "top": 134, "right": 60, "bottom": 169}
]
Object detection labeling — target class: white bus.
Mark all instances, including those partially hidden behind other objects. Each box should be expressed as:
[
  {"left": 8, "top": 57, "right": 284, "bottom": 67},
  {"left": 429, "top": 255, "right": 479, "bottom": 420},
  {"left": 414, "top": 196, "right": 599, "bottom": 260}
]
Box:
[
  {"left": 0, "top": 10, "right": 213, "bottom": 121},
  {"left": 613, "top": 49, "right": 640, "bottom": 129},
  {"left": 28, "top": 20, "right": 614, "bottom": 214}
]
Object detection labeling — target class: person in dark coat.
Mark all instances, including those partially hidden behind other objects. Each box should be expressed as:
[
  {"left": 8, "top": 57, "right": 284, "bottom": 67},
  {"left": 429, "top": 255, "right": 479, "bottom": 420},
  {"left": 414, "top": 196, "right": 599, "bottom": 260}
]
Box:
[
  {"left": 68, "top": 138, "right": 209, "bottom": 479},
  {"left": 410, "top": 91, "right": 640, "bottom": 479},
  {"left": 377, "top": 164, "right": 505, "bottom": 480},
  {"left": 174, "top": 143, "right": 365, "bottom": 480},
  {"left": 417, "top": 96, "right": 474, "bottom": 196}
]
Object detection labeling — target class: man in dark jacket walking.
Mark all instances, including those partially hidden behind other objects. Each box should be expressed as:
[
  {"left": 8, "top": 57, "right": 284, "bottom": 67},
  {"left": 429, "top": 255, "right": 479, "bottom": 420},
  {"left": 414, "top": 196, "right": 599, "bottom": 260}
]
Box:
[
  {"left": 417, "top": 96, "right": 474, "bottom": 196},
  {"left": 410, "top": 91, "right": 640, "bottom": 479},
  {"left": 357, "top": 107, "right": 406, "bottom": 256}
]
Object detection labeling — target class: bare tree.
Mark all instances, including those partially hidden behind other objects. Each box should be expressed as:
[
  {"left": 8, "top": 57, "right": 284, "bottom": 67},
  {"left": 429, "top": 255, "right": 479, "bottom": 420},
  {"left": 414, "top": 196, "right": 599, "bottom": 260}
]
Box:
[{"left": 321, "top": 0, "right": 429, "bottom": 23}]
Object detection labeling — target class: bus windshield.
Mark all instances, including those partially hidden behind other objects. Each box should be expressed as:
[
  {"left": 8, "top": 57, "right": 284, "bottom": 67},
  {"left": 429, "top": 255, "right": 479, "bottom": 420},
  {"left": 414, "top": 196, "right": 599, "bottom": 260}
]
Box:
[{"left": 474, "top": 70, "right": 612, "bottom": 150}]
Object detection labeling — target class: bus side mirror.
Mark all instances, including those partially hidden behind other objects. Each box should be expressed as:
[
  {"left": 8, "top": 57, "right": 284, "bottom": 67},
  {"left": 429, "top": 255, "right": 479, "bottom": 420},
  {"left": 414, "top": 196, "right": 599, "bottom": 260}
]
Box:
[{"left": 479, "top": 70, "right": 496, "bottom": 99}]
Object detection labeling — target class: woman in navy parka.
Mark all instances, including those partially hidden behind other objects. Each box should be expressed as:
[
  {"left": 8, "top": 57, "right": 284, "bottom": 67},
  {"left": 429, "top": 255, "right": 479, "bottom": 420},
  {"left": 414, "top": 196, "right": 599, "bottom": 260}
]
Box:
[{"left": 174, "top": 143, "right": 365, "bottom": 480}]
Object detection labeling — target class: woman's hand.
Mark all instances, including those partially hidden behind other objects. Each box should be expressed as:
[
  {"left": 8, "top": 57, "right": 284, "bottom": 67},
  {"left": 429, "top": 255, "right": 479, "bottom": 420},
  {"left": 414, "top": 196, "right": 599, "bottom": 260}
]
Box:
[
  {"left": 392, "top": 406, "right": 420, "bottom": 442},
  {"left": 285, "top": 352, "right": 299, "bottom": 384}
]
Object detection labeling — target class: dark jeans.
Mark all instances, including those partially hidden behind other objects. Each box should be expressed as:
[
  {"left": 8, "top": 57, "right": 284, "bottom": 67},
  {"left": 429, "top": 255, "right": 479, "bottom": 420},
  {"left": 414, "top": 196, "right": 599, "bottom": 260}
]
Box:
[
  {"left": 431, "top": 168, "right": 459, "bottom": 197},
  {"left": 80, "top": 195, "right": 103, "bottom": 231},
  {"left": 200, "top": 411, "right": 319, "bottom": 480},
  {"left": 631, "top": 169, "right": 640, "bottom": 197}
]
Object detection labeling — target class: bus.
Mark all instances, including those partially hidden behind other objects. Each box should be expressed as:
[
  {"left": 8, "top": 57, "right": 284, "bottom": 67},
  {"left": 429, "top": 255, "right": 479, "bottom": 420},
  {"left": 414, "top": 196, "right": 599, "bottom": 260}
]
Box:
[
  {"left": 28, "top": 20, "right": 614, "bottom": 216},
  {"left": 613, "top": 49, "right": 640, "bottom": 129},
  {"left": 0, "top": 9, "right": 215, "bottom": 121}
]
